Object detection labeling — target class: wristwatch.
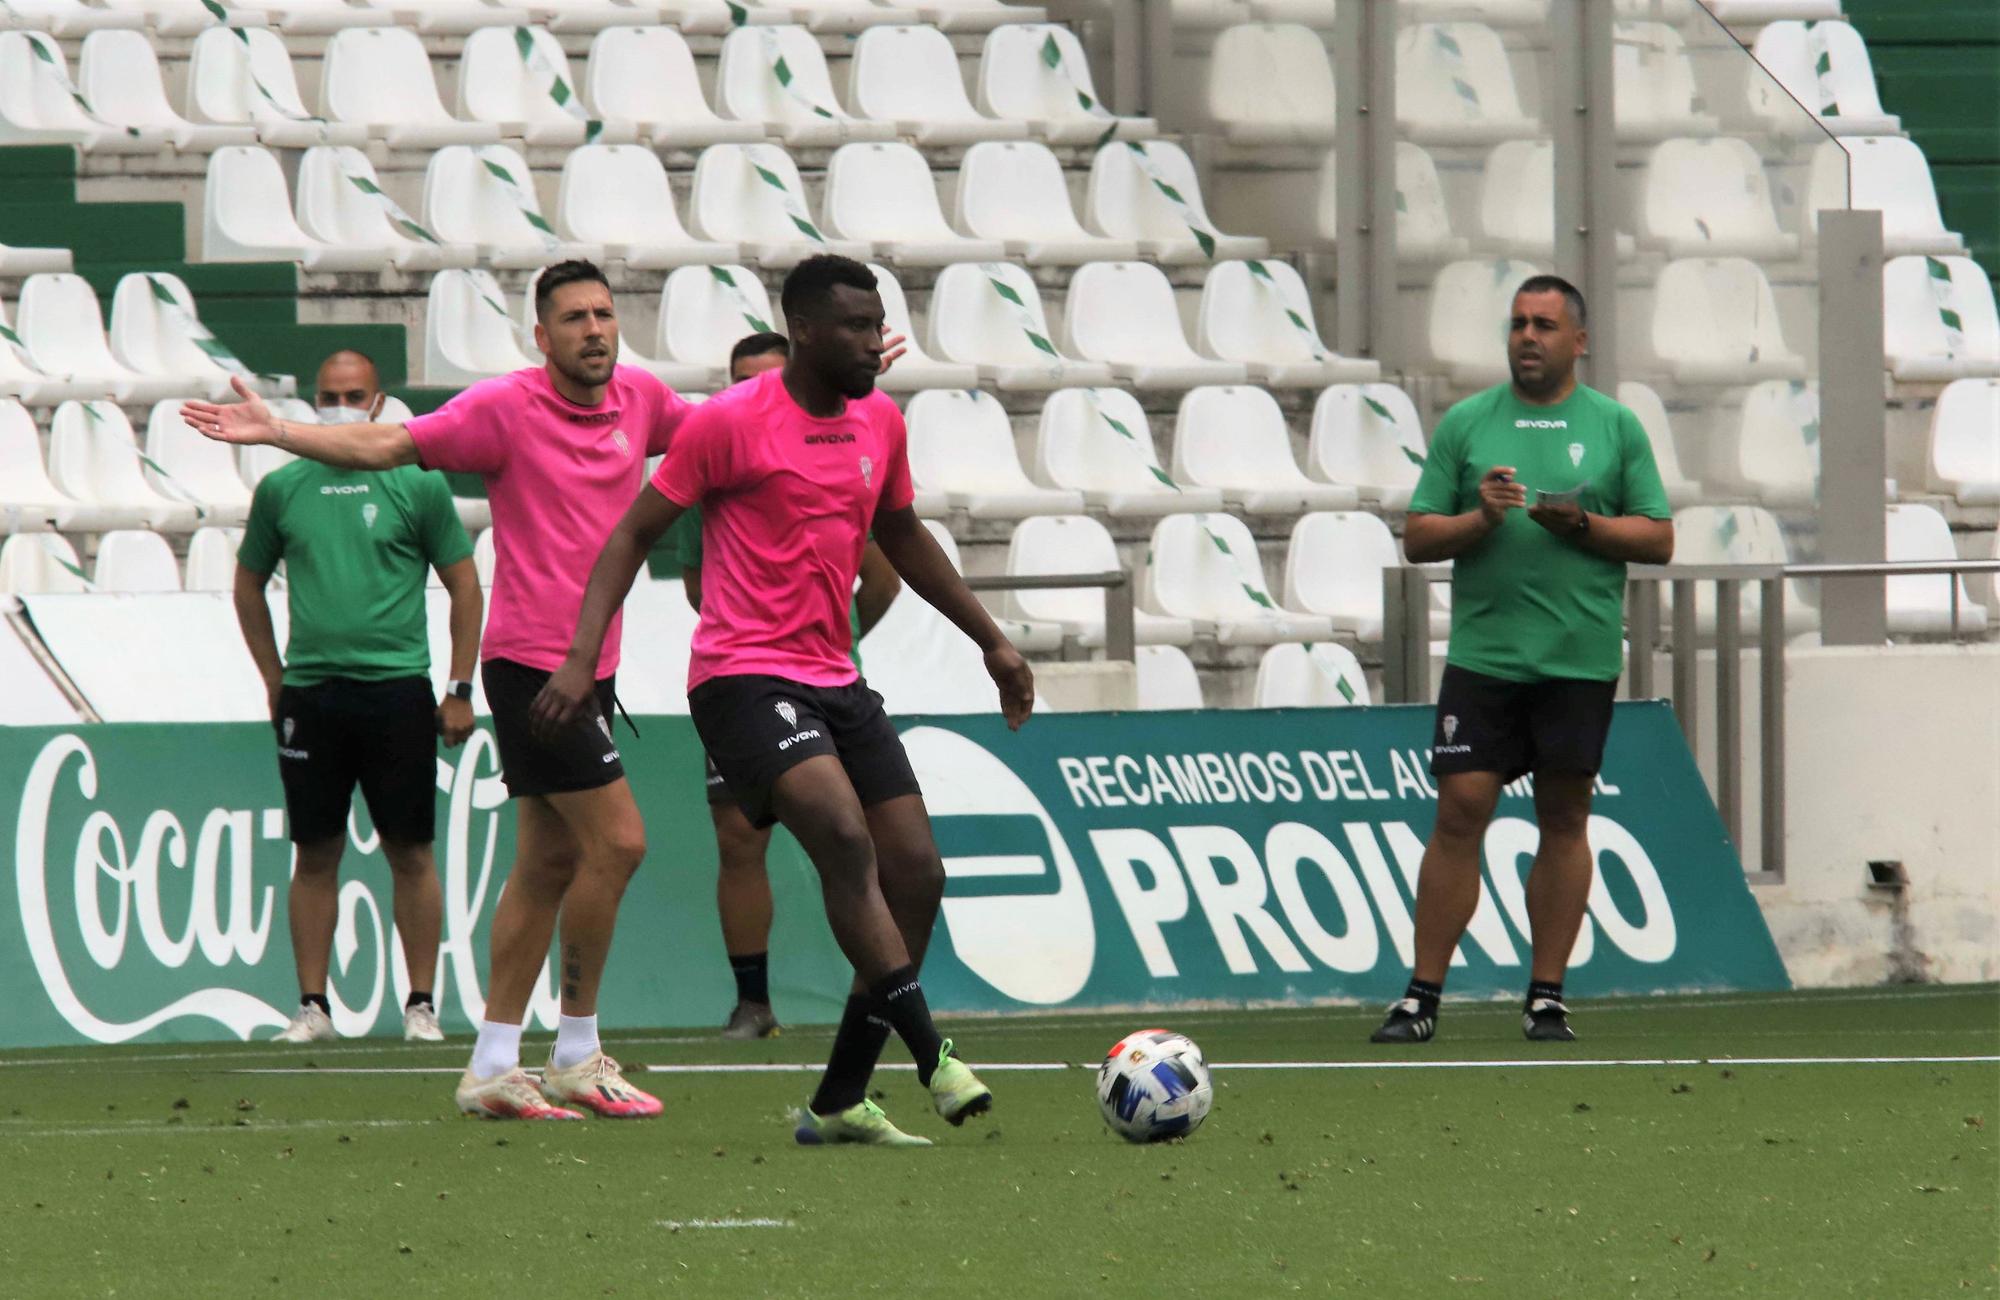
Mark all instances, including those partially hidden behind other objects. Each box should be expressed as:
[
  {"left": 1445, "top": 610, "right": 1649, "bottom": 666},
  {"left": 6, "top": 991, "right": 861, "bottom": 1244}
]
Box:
[
  {"left": 1572, "top": 512, "right": 1591, "bottom": 538},
  {"left": 446, "top": 680, "right": 473, "bottom": 701}
]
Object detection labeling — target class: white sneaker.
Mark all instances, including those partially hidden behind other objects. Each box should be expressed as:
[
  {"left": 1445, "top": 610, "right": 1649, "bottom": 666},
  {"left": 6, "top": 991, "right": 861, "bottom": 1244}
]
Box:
[
  {"left": 403, "top": 1003, "right": 444, "bottom": 1042},
  {"left": 274, "top": 1003, "right": 336, "bottom": 1043},
  {"left": 455, "top": 1067, "right": 583, "bottom": 1121}
]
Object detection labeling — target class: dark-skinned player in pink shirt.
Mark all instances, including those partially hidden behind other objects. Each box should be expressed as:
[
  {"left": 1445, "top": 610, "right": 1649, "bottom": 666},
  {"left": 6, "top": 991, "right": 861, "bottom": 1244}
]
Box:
[{"left": 535, "top": 255, "right": 1034, "bottom": 1146}]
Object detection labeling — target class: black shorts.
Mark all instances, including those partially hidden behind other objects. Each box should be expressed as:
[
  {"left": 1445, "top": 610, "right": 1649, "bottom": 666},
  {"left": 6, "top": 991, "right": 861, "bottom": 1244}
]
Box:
[
  {"left": 702, "top": 751, "right": 731, "bottom": 806},
  {"left": 1429, "top": 663, "right": 1618, "bottom": 783},
  {"left": 687, "top": 673, "right": 921, "bottom": 830},
  {"left": 482, "top": 658, "right": 623, "bottom": 799},
  {"left": 274, "top": 676, "right": 437, "bottom": 845}
]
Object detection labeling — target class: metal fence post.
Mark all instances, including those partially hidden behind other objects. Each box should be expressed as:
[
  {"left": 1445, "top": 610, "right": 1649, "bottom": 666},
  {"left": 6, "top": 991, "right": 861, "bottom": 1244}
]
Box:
[
  {"left": 1715, "top": 579, "right": 1741, "bottom": 849},
  {"left": 1628, "top": 577, "right": 1657, "bottom": 698},
  {"left": 1104, "top": 567, "right": 1136, "bottom": 665},
  {"left": 1817, "top": 208, "right": 1888, "bottom": 645},
  {"left": 1758, "top": 574, "right": 1786, "bottom": 883}
]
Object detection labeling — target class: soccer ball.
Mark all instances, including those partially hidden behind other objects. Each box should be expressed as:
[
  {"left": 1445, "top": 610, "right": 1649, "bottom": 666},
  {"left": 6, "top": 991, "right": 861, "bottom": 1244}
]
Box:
[{"left": 1096, "top": 1029, "right": 1213, "bottom": 1143}]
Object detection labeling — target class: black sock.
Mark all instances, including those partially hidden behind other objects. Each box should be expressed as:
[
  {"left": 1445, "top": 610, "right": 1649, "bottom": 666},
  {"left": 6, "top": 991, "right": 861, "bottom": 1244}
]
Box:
[
  {"left": 1526, "top": 980, "right": 1565, "bottom": 1008},
  {"left": 1403, "top": 978, "right": 1443, "bottom": 1014},
  {"left": 301, "top": 993, "right": 330, "bottom": 1015},
  {"left": 809, "top": 994, "right": 892, "bottom": 1116},
  {"left": 405, "top": 991, "right": 433, "bottom": 1011},
  {"left": 869, "top": 966, "right": 946, "bottom": 1086},
  {"left": 729, "top": 952, "right": 770, "bottom": 1007}
]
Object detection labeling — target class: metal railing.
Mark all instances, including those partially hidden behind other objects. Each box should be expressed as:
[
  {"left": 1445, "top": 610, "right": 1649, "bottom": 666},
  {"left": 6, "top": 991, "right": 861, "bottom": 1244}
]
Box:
[{"left": 963, "top": 570, "right": 1136, "bottom": 663}]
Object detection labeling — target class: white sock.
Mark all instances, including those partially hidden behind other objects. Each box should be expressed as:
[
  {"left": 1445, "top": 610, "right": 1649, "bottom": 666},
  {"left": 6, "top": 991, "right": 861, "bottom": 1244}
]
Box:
[
  {"left": 470, "top": 1019, "right": 523, "bottom": 1081},
  {"left": 551, "top": 1013, "right": 600, "bottom": 1070}
]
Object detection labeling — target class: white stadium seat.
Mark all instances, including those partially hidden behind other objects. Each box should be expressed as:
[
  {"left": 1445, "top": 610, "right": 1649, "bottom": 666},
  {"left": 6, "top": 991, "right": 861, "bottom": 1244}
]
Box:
[
  {"left": 1284, "top": 510, "right": 1449, "bottom": 643},
  {"left": 656, "top": 263, "right": 777, "bottom": 387},
  {"left": 584, "top": 26, "right": 764, "bottom": 147},
  {"left": 0, "top": 532, "right": 90, "bottom": 594},
  {"left": 1637, "top": 137, "right": 1799, "bottom": 261},
  {"left": 239, "top": 409, "right": 303, "bottom": 488},
  {"left": 906, "top": 390, "right": 1085, "bottom": 518},
  {"left": 1036, "top": 388, "right": 1224, "bottom": 517},
  {"left": 789, "top": 0, "right": 919, "bottom": 34},
  {"left": 1086, "top": 141, "right": 1269, "bottom": 264},
  {"left": 848, "top": 26, "right": 1029, "bottom": 145},
  {"left": 1647, "top": 258, "right": 1808, "bottom": 385},
  {"left": 1809, "top": 136, "right": 1964, "bottom": 259},
  {"left": 1475, "top": 140, "right": 1638, "bottom": 261},
  {"left": 18, "top": 273, "right": 194, "bottom": 404},
  {"left": 1064, "top": 262, "right": 1249, "bottom": 390},
  {"left": 1885, "top": 504, "right": 1986, "bottom": 638},
  {"left": 184, "top": 526, "right": 246, "bottom": 592},
  {"left": 109, "top": 272, "right": 245, "bottom": 403},
  {"left": 690, "top": 143, "right": 870, "bottom": 268},
  {"left": 425, "top": 269, "right": 539, "bottom": 388},
  {"left": 1004, "top": 515, "right": 1195, "bottom": 647},
  {"left": 1613, "top": 22, "right": 1719, "bottom": 142},
  {"left": 1926, "top": 379, "right": 2000, "bottom": 507},
  {"left": 144, "top": 397, "right": 255, "bottom": 526},
  {"left": 78, "top": 30, "right": 257, "bottom": 153},
  {"left": 977, "top": 23, "right": 1156, "bottom": 144},
  {"left": 1308, "top": 382, "right": 1429, "bottom": 510},
  {"left": 1749, "top": 20, "right": 1899, "bottom": 138},
  {"left": 94, "top": 529, "right": 183, "bottom": 593},
  {"left": 1616, "top": 382, "right": 1701, "bottom": 508},
  {"left": 0, "top": 292, "right": 94, "bottom": 406},
  {"left": 928, "top": 262, "right": 1114, "bottom": 390},
  {"left": 296, "top": 146, "right": 479, "bottom": 271},
  {"left": 1427, "top": 258, "right": 1545, "bottom": 387},
  {"left": 187, "top": 26, "right": 368, "bottom": 149},
  {"left": 1670, "top": 505, "right": 1816, "bottom": 637},
  {"left": 1204, "top": 24, "right": 1336, "bottom": 146},
  {"left": 1173, "top": 386, "right": 1359, "bottom": 513},
  {"left": 1883, "top": 255, "right": 2000, "bottom": 384},
  {"left": 423, "top": 144, "right": 606, "bottom": 270},
  {"left": 0, "top": 398, "right": 89, "bottom": 533},
  {"left": 458, "top": 24, "right": 637, "bottom": 146},
  {"left": 1722, "top": 380, "right": 1820, "bottom": 509},
  {"left": 0, "top": 31, "right": 154, "bottom": 153},
  {"left": 823, "top": 144, "right": 1006, "bottom": 266},
  {"left": 1135, "top": 644, "right": 1204, "bottom": 709},
  {"left": 1396, "top": 22, "right": 1540, "bottom": 146},
  {"left": 1254, "top": 641, "right": 1371, "bottom": 708},
  {"left": 320, "top": 26, "right": 501, "bottom": 149},
  {"left": 48, "top": 400, "right": 199, "bottom": 531},
  {"left": 859, "top": 522, "right": 1014, "bottom": 716},
  {"left": 1314, "top": 144, "right": 1470, "bottom": 262},
  {"left": 866, "top": 263, "right": 980, "bottom": 392},
  {"left": 1197, "top": 259, "right": 1380, "bottom": 387},
  {"left": 203, "top": 145, "right": 383, "bottom": 271},
  {"left": 557, "top": 144, "right": 740, "bottom": 269},
  {"left": 716, "top": 26, "right": 896, "bottom": 146},
  {"left": 955, "top": 141, "right": 1141, "bottom": 266},
  {"left": 1144, "top": 512, "right": 1334, "bottom": 645}
]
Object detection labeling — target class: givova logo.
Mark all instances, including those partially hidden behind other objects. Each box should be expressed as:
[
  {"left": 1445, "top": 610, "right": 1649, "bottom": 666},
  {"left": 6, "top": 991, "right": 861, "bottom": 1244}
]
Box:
[{"left": 901, "top": 727, "right": 1094, "bottom": 1005}]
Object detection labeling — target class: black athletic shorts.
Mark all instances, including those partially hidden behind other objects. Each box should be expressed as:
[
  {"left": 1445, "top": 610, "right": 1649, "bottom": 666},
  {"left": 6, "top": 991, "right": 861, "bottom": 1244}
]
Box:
[
  {"left": 482, "top": 657, "right": 623, "bottom": 799},
  {"left": 1429, "top": 663, "right": 1618, "bottom": 783},
  {"left": 702, "top": 751, "right": 731, "bottom": 806},
  {"left": 274, "top": 676, "right": 437, "bottom": 845},
  {"left": 687, "top": 673, "right": 920, "bottom": 830}
]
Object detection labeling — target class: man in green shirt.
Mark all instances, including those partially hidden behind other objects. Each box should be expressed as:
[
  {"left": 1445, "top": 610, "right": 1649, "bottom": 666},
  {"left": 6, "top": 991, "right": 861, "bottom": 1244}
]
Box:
[
  {"left": 659, "top": 332, "right": 902, "bottom": 1040},
  {"left": 235, "top": 349, "right": 486, "bottom": 1046},
  {"left": 1372, "top": 274, "right": 1674, "bottom": 1046}
]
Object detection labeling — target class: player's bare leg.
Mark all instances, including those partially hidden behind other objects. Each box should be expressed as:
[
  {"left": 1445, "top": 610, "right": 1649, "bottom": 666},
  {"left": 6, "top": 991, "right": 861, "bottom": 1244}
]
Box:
[
  {"left": 274, "top": 836, "right": 344, "bottom": 1043},
  {"left": 1373, "top": 771, "right": 1503, "bottom": 1043},
  {"left": 1521, "top": 772, "right": 1596, "bottom": 1041},
  {"left": 380, "top": 837, "right": 445, "bottom": 1041}
]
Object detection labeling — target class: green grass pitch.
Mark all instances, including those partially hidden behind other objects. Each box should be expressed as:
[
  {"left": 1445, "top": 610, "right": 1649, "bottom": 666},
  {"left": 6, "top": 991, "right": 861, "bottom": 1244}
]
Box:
[{"left": 1, "top": 985, "right": 1993, "bottom": 1298}]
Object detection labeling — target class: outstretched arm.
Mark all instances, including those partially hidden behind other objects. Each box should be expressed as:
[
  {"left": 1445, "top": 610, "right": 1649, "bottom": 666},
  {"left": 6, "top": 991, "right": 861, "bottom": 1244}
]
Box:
[
  {"left": 870, "top": 506, "right": 1033, "bottom": 729},
  {"left": 182, "top": 376, "right": 417, "bottom": 471}
]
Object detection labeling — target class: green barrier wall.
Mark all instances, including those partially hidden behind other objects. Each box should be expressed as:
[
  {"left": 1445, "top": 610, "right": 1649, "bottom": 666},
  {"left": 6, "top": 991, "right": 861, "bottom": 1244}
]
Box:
[{"left": 0, "top": 704, "right": 1786, "bottom": 1048}]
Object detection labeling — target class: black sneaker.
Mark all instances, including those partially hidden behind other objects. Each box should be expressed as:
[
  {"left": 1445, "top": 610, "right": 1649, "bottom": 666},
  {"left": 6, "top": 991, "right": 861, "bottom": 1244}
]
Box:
[
  {"left": 1522, "top": 997, "right": 1576, "bottom": 1042},
  {"left": 1369, "top": 997, "right": 1437, "bottom": 1043}
]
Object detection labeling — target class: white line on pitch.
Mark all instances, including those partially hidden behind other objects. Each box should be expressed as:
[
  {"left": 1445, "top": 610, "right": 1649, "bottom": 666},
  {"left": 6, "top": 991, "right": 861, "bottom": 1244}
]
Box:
[
  {"left": 0, "top": 1118, "right": 440, "bottom": 1140},
  {"left": 657, "top": 1218, "right": 795, "bottom": 1231}
]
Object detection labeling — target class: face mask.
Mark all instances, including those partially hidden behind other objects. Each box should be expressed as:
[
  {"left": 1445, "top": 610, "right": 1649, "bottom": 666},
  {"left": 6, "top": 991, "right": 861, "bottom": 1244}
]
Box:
[{"left": 316, "top": 405, "right": 370, "bottom": 425}]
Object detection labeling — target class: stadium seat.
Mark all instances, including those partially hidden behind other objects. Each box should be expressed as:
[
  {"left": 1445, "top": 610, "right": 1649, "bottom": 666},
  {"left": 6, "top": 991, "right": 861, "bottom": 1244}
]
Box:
[
  {"left": 423, "top": 144, "right": 606, "bottom": 270},
  {"left": 866, "top": 263, "right": 981, "bottom": 392},
  {"left": 690, "top": 143, "right": 870, "bottom": 268},
  {"left": 1144, "top": 512, "right": 1334, "bottom": 645},
  {"left": 1720, "top": 379, "right": 1820, "bottom": 509},
  {"left": 143, "top": 397, "right": 255, "bottom": 526},
  {"left": 1253, "top": 641, "right": 1370, "bottom": 707},
  {"left": 976, "top": 23, "right": 1156, "bottom": 144},
  {"left": 78, "top": 30, "right": 257, "bottom": 153},
  {"left": 1313, "top": 143, "right": 1470, "bottom": 262},
  {"left": 1063, "top": 263, "right": 1250, "bottom": 390},
  {"left": 1964, "top": 527, "right": 2000, "bottom": 627},
  {"left": 1926, "top": 379, "right": 2000, "bottom": 506},
  {"left": 1283, "top": 510, "right": 1450, "bottom": 643},
  {"left": 1883, "top": 255, "right": 2000, "bottom": 384},
  {"left": 928, "top": 263, "right": 1115, "bottom": 390},
  {"left": 1616, "top": 381, "right": 1701, "bottom": 508},
  {"left": 93, "top": 529, "right": 183, "bottom": 593},
  {"left": 0, "top": 398, "right": 88, "bottom": 533},
  {"left": 0, "top": 0, "right": 145, "bottom": 36},
  {"left": 425, "top": 269, "right": 539, "bottom": 388},
  {"left": 1003, "top": 514, "right": 1195, "bottom": 647},
  {"left": 108, "top": 272, "right": 246, "bottom": 404},
  {"left": 1885, "top": 503, "right": 1986, "bottom": 638},
  {"left": 1647, "top": 258, "right": 1808, "bottom": 385},
  {"left": 0, "top": 31, "right": 156, "bottom": 153},
  {"left": 656, "top": 264, "right": 776, "bottom": 387},
  {"left": 203, "top": 145, "right": 384, "bottom": 271},
  {"left": 17, "top": 273, "right": 194, "bottom": 405},
  {"left": 257, "top": 0, "right": 396, "bottom": 31},
  {"left": 458, "top": 24, "right": 637, "bottom": 146},
  {"left": 1135, "top": 644, "right": 1203, "bottom": 708},
  {"left": 1085, "top": 141, "right": 1269, "bottom": 264},
  {"left": 1204, "top": 24, "right": 1337, "bottom": 146},
  {"left": 1427, "top": 258, "right": 1545, "bottom": 387},
  {"left": 1307, "top": 382, "right": 1429, "bottom": 510},
  {"left": 1637, "top": 137, "right": 1798, "bottom": 261},
  {"left": 1036, "top": 388, "right": 1224, "bottom": 516},
  {"left": 0, "top": 243, "right": 70, "bottom": 276},
  {"left": 823, "top": 144, "right": 1006, "bottom": 266},
  {"left": 1808, "top": 137, "right": 1964, "bottom": 259},
  {"left": 859, "top": 521, "right": 1018, "bottom": 716},
  {"left": 1196, "top": 259, "right": 1379, "bottom": 387},
  {"left": 0, "top": 292, "right": 93, "bottom": 405},
  {"left": 557, "top": 144, "right": 740, "bottom": 270},
  {"left": 1475, "top": 140, "right": 1639, "bottom": 261},
  {"left": 238, "top": 423, "right": 301, "bottom": 489},
  {"left": 1173, "top": 386, "right": 1360, "bottom": 513},
  {"left": 956, "top": 141, "right": 1141, "bottom": 265},
  {"left": 1396, "top": 22, "right": 1540, "bottom": 146},
  {"left": 319, "top": 26, "right": 501, "bottom": 148},
  {"left": 184, "top": 526, "right": 246, "bottom": 592},
  {"left": 584, "top": 26, "right": 762, "bottom": 147},
  {"left": 905, "top": 389, "right": 1085, "bottom": 518},
  {"left": 1669, "top": 504, "right": 1816, "bottom": 637},
  {"left": 716, "top": 26, "right": 896, "bottom": 146},
  {"left": 296, "top": 146, "right": 478, "bottom": 271},
  {"left": 1613, "top": 21, "right": 1719, "bottom": 142},
  {"left": 848, "top": 26, "right": 1029, "bottom": 144},
  {"left": 48, "top": 399, "right": 200, "bottom": 531},
  {"left": 1749, "top": 20, "right": 1899, "bottom": 137},
  {"left": 0, "top": 531, "right": 89, "bottom": 594},
  {"left": 187, "top": 26, "right": 368, "bottom": 149}
]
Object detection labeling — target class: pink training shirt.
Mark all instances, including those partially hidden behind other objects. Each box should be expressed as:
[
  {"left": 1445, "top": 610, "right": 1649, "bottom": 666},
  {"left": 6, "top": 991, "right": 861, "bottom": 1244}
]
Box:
[
  {"left": 406, "top": 364, "right": 689, "bottom": 678},
  {"left": 650, "top": 367, "right": 914, "bottom": 691}
]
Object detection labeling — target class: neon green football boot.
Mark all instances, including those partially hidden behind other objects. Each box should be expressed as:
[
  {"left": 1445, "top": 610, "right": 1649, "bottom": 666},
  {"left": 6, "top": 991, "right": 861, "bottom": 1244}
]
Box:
[
  {"left": 793, "top": 1098, "right": 933, "bottom": 1147},
  {"left": 926, "top": 1039, "right": 993, "bottom": 1126}
]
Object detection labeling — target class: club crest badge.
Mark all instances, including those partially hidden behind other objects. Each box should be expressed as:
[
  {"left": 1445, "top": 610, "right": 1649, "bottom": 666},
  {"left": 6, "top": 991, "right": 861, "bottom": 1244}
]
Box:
[
  {"left": 1568, "top": 442, "right": 1584, "bottom": 467},
  {"left": 776, "top": 700, "right": 798, "bottom": 729},
  {"left": 361, "top": 503, "right": 378, "bottom": 529}
]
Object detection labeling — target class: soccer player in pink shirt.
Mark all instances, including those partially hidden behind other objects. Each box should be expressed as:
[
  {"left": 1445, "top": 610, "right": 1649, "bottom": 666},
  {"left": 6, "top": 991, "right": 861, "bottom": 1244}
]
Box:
[
  {"left": 536, "top": 255, "right": 1035, "bottom": 1145},
  {"left": 182, "top": 262, "right": 681, "bottom": 1122}
]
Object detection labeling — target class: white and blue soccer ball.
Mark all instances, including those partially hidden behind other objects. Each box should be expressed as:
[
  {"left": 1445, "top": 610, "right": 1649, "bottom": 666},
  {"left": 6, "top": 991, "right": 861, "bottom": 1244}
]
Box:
[{"left": 1096, "top": 1029, "right": 1213, "bottom": 1143}]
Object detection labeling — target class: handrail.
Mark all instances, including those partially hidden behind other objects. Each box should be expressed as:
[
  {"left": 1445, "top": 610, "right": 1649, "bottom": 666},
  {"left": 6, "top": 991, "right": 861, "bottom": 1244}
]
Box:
[{"left": 962, "top": 570, "right": 1136, "bottom": 663}]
